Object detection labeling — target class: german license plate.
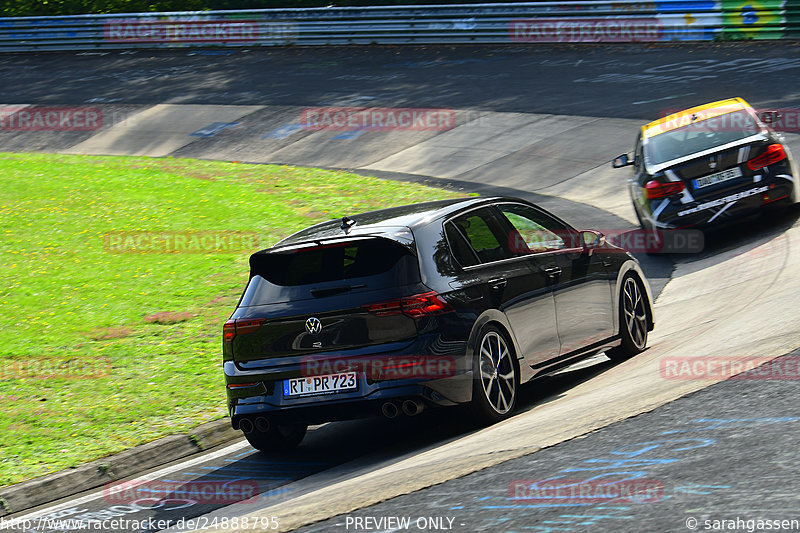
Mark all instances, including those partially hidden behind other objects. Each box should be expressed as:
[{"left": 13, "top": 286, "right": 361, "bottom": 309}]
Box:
[
  {"left": 283, "top": 372, "right": 357, "bottom": 397},
  {"left": 693, "top": 167, "right": 743, "bottom": 189}
]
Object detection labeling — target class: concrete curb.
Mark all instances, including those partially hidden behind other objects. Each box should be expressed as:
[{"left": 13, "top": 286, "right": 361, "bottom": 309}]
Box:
[{"left": 0, "top": 418, "right": 242, "bottom": 517}]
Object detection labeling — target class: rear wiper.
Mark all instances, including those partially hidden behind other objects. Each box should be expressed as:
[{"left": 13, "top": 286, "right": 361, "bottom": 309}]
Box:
[{"left": 310, "top": 284, "right": 366, "bottom": 297}]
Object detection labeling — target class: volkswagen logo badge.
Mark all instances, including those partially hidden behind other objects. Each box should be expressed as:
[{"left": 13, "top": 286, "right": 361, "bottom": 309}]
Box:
[
  {"left": 305, "top": 317, "right": 322, "bottom": 335},
  {"left": 709, "top": 158, "right": 717, "bottom": 170}
]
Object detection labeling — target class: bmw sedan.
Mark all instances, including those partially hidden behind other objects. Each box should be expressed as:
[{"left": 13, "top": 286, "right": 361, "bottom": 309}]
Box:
[
  {"left": 613, "top": 97, "right": 798, "bottom": 230},
  {"left": 223, "top": 197, "right": 655, "bottom": 451}
]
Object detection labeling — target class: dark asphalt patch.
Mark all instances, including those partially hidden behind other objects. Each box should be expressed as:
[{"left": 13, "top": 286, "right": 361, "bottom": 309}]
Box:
[
  {"left": 297, "top": 348, "right": 800, "bottom": 533},
  {"left": 2, "top": 43, "right": 800, "bottom": 119}
]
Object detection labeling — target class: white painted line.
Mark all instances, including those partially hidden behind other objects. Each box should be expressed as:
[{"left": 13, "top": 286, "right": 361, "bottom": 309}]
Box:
[{"left": 5, "top": 440, "right": 252, "bottom": 526}]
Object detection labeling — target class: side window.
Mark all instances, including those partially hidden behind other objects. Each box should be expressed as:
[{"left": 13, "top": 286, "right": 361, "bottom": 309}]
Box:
[
  {"left": 444, "top": 221, "right": 479, "bottom": 267},
  {"left": 449, "top": 208, "right": 511, "bottom": 264},
  {"left": 497, "top": 204, "right": 574, "bottom": 254},
  {"left": 633, "top": 132, "right": 643, "bottom": 172}
]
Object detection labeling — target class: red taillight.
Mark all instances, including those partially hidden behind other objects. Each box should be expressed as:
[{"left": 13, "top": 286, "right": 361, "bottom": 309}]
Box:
[
  {"left": 227, "top": 382, "right": 259, "bottom": 389},
  {"left": 645, "top": 180, "right": 685, "bottom": 199},
  {"left": 747, "top": 143, "right": 786, "bottom": 170},
  {"left": 223, "top": 318, "right": 265, "bottom": 342},
  {"left": 223, "top": 320, "right": 236, "bottom": 342},
  {"left": 364, "top": 291, "right": 453, "bottom": 318}
]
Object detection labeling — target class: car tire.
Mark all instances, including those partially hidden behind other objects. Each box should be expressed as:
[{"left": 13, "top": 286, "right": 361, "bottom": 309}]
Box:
[
  {"left": 633, "top": 204, "right": 646, "bottom": 230},
  {"left": 632, "top": 207, "right": 664, "bottom": 255},
  {"left": 468, "top": 326, "right": 519, "bottom": 424},
  {"left": 607, "top": 275, "right": 649, "bottom": 361},
  {"left": 244, "top": 423, "right": 307, "bottom": 452}
]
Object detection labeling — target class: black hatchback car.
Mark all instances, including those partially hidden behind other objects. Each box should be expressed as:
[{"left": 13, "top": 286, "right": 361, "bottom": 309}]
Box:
[
  {"left": 223, "top": 197, "right": 655, "bottom": 451},
  {"left": 613, "top": 97, "right": 798, "bottom": 230}
]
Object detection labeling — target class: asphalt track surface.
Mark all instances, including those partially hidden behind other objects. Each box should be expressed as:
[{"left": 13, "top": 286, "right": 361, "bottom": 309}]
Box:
[
  {"left": 2, "top": 42, "right": 800, "bottom": 118},
  {"left": 1, "top": 42, "right": 800, "bottom": 533},
  {"left": 299, "top": 348, "right": 800, "bottom": 533}
]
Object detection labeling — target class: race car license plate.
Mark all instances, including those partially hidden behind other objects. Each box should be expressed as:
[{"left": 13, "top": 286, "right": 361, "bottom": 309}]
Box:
[
  {"left": 283, "top": 372, "right": 357, "bottom": 397},
  {"left": 693, "top": 167, "right": 743, "bottom": 189}
]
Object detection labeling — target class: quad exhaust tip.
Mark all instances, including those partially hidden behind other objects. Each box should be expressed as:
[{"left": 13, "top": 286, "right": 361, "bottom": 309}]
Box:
[
  {"left": 254, "top": 416, "right": 270, "bottom": 433},
  {"left": 239, "top": 416, "right": 270, "bottom": 433},
  {"left": 402, "top": 399, "right": 425, "bottom": 416},
  {"left": 381, "top": 399, "right": 425, "bottom": 418},
  {"left": 381, "top": 401, "right": 400, "bottom": 419},
  {"left": 239, "top": 417, "right": 254, "bottom": 434}
]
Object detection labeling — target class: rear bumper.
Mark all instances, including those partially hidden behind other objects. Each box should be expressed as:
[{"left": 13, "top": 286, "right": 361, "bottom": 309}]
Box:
[
  {"left": 649, "top": 174, "right": 795, "bottom": 229},
  {"left": 224, "top": 354, "right": 473, "bottom": 426}
]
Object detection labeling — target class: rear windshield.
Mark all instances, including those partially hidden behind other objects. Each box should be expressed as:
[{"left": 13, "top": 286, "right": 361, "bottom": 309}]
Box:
[
  {"left": 238, "top": 238, "right": 420, "bottom": 306},
  {"left": 646, "top": 109, "right": 761, "bottom": 166}
]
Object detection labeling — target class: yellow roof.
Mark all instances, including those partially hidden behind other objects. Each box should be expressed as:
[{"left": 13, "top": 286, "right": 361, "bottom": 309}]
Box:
[{"left": 642, "top": 97, "right": 752, "bottom": 139}]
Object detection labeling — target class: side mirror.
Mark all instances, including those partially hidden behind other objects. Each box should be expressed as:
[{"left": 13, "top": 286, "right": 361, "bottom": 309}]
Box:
[
  {"left": 580, "top": 230, "right": 605, "bottom": 251},
  {"left": 760, "top": 111, "right": 782, "bottom": 125},
  {"left": 612, "top": 154, "right": 633, "bottom": 168}
]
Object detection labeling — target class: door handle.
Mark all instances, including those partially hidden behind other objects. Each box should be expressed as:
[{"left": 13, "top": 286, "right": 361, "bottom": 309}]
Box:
[
  {"left": 544, "top": 266, "right": 562, "bottom": 278},
  {"left": 488, "top": 278, "right": 507, "bottom": 290}
]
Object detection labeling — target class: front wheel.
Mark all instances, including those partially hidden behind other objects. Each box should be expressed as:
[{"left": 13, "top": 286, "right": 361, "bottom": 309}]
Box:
[
  {"left": 244, "top": 423, "right": 307, "bottom": 452},
  {"left": 468, "top": 326, "right": 519, "bottom": 424},
  {"left": 607, "top": 275, "right": 649, "bottom": 361}
]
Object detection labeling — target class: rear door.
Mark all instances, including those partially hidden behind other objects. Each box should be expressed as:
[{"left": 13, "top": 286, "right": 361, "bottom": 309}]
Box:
[
  {"left": 494, "top": 203, "right": 614, "bottom": 358},
  {"left": 447, "top": 206, "right": 560, "bottom": 364}
]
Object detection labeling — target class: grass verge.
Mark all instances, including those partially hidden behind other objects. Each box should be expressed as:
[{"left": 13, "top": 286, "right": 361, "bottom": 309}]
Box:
[{"left": 0, "top": 152, "right": 469, "bottom": 487}]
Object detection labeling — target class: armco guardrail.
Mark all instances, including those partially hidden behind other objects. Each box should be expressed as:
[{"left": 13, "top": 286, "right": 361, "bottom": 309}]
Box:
[{"left": 0, "top": 0, "right": 797, "bottom": 52}]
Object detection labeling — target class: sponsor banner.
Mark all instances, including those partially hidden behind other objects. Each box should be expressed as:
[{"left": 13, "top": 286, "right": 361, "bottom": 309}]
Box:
[
  {"left": 103, "top": 480, "right": 259, "bottom": 505},
  {"left": 509, "top": 17, "right": 663, "bottom": 42},
  {"left": 661, "top": 356, "right": 800, "bottom": 380},
  {"left": 301, "top": 354, "right": 457, "bottom": 380},
  {"left": 103, "top": 231, "right": 262, "bottom": 254},
  {"left": 104, "top": 19, "right": 260, "bottom": 43},
  {"left": 656, "top": 1, "right": 722, "bottom": 41},
  {"left": 300, "top": 107, "right": 456, "bottom": 131},
  {"left": 0, "top": 106, "right": 102, "bottom": 131},
  {"left": 1, "top": 356, "right": 112, "bottom": 380},
  {"left": 507, "top": 229, "right": 704, "bottom": 254},
  {"left": 722, "top": 0, "right": 786, "bottom": 39},
  {"left": 509, "top": 479, "right": 664, "bottom": 503}
]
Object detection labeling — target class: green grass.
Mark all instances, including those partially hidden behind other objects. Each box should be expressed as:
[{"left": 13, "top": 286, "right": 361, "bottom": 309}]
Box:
[{"left": 0, "top": 152, "right": 469, "bottom": 487}]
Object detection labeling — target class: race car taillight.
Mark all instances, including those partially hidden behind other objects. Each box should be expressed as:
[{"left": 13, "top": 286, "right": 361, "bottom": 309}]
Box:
[
  {"left": 645, "top": 180, "right": 685, "bottom": 199},
  {"left": 747, "top": 144, "right": 786, "bottom": 170},
  {"left": 223, "top": 318, "right": 266, "bottom": 342},
  {"left": 363, "top": 291, "right": 453, "bottom": 318}
]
